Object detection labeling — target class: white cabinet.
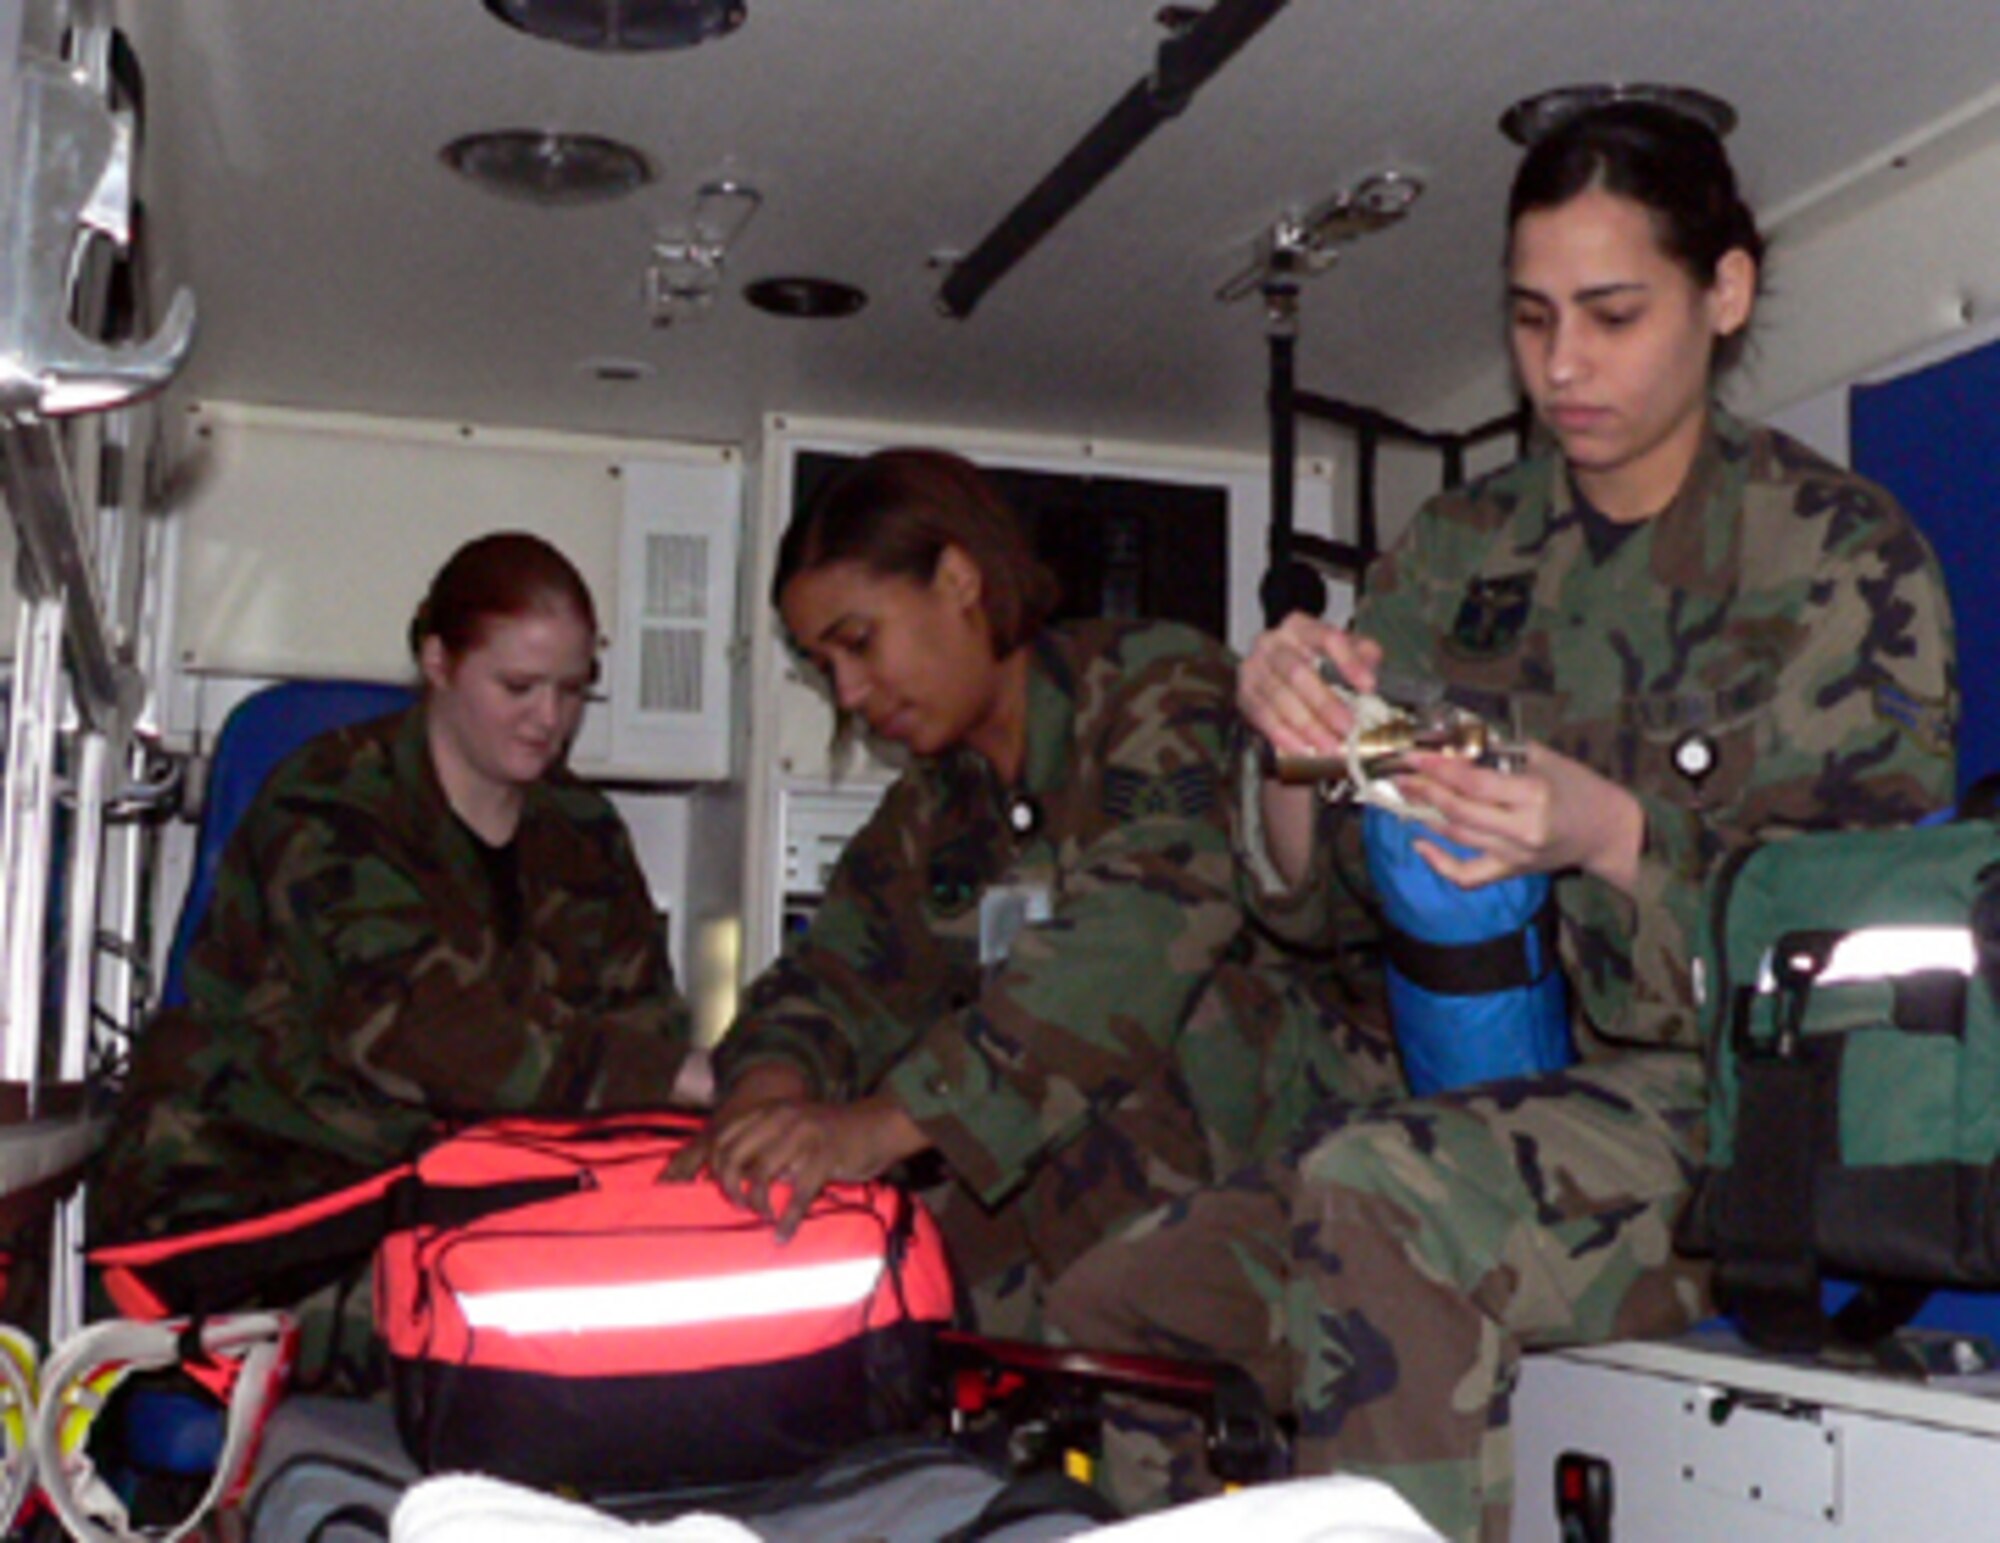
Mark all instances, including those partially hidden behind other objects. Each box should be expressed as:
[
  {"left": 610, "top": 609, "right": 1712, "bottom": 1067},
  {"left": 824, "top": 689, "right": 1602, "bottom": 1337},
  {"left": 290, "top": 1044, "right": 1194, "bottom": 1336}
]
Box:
[{"left": 162, "top": 402, "right": 744, "bottom": 782}]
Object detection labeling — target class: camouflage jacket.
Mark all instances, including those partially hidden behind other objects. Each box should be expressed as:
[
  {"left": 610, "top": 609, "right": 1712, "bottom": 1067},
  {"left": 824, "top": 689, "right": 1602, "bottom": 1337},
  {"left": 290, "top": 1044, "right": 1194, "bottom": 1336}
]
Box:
[
  {"left": 94, "top": 703, "right": 691, "bottom": 1237},
  {"left": 717, "top": 620, "right": 1268, "bottom": 1206},
  {"left": 1255, "top": 409, "right": 1958, "bottom": 1054}
]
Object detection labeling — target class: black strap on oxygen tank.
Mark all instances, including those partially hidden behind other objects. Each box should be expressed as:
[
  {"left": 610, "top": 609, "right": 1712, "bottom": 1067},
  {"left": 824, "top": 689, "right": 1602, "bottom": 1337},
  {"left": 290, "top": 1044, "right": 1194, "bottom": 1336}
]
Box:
[{"left": 1381, "top": 900, "right": 1559, "bottom": 997}]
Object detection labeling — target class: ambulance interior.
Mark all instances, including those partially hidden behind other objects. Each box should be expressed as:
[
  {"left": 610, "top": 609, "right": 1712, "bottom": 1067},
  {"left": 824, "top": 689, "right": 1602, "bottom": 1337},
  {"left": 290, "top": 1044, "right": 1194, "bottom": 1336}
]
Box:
[{"left": 8, "top": 1, "right": 2000, "bottom": 1536}]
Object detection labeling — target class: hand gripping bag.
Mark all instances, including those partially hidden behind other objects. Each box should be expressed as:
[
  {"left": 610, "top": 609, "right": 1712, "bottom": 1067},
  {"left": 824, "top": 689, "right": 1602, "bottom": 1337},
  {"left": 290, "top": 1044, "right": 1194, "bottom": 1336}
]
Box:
[
  {"left": 1363, "top": 806, "right": 1572, "bottom": 1096},
  {"left": 375, "top": 1113, "right": 957, "bottom": 1495}
]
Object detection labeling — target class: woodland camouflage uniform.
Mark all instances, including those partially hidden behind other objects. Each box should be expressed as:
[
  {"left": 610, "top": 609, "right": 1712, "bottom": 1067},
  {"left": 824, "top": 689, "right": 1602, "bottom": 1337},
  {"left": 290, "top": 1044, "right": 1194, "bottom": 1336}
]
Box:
[
  {"left": 717, "top": 619, "right": 1400, "bottom": 1317},
  {"left": 1047, "top": 411, "right": 1958, "bottom": 1540},
  {"left": 94, "top": 704, "right": 693, "bottom": 1244}
]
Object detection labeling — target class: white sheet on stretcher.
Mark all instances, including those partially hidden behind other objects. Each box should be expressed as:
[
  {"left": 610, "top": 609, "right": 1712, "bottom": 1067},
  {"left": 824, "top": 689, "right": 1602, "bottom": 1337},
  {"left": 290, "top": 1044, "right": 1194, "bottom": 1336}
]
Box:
[{"left": 389, "top": 1470, "right": 1446, "bottom": 1543}]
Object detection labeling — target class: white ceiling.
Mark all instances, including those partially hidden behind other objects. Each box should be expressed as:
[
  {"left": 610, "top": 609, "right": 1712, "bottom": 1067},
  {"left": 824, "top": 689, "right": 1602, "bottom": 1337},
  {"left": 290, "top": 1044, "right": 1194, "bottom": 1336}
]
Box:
[{"left": 118, "top": 2, "right": 2000, "bottom": 458}]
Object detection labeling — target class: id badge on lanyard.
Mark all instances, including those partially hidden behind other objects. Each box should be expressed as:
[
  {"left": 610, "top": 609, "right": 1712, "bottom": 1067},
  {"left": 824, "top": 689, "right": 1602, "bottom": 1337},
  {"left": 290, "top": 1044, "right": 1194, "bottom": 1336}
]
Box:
[{"left": 979, "top": 882, "right": 1053, "bottom": 968}]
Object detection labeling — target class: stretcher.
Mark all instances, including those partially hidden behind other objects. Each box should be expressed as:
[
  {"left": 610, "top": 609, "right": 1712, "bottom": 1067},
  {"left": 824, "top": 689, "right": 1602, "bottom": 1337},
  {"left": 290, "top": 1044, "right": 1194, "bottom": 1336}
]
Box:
[{"left": 2, "top": 1300, "right": 1300, "bottom": 1542}]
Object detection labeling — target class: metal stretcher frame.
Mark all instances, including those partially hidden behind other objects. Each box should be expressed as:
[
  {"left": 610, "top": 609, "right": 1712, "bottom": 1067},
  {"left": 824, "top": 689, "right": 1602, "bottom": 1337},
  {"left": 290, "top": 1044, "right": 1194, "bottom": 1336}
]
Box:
[
  {"left": 0, "top": 0, "right": 195, "bottom": 1340},
  {"left": 1259, "top": 304, "right": 1531, "bottom": 625}
]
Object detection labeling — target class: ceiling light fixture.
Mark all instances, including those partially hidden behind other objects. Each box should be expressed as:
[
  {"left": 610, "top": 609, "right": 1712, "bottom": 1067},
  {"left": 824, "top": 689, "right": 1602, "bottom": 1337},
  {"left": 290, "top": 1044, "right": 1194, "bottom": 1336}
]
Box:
[
  {"left": 646, "top": 178, "right": 762, "bottom": 327},
  {"left": 576, "top": 356, "right": 657, "bottom": 383},
  {"left": 441, "top": 130, "right": 654, "bottom": 205},
  {"left": 743, "top": 276, "right": 868, "bottom": 320},
  {"left": 1499, "top": 83, "right": 1737, "bottom": 145},
  {"left": 483, "top": 0, "right": 746, "bottom": 52},
  {"left": 1215, "top": 170, "right": 1424, "bottom": 304}
]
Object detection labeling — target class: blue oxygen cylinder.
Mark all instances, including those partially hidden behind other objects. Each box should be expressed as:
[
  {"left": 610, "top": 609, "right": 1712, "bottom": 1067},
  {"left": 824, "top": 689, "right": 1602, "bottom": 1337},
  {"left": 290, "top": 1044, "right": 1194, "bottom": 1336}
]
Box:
[{"left": 1363, "top": 805, "right": 1573, "bottom": 1096}]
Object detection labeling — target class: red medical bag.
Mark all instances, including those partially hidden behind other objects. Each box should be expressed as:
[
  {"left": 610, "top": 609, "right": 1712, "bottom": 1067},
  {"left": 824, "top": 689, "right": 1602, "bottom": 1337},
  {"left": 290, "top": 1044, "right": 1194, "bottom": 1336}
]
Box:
[
  {"left": 377, "top": 1113, "right": 956, "bottom": 1491},
  {"left": 93, "top": 1111, "right": 958, "bottom": 1496}
]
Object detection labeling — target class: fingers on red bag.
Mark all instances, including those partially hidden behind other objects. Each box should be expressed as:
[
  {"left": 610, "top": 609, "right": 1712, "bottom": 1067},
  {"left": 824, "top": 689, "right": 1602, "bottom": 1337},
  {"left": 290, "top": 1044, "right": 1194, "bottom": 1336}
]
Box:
[
  {"left": 662, "top": 1132, "right": 712, "bottom": 1184},
  {"left": 776, "top": 1186, "right": 812, "bottom": 1244},
  {"left": 773, "top": 1161, "right": 832, "bottom": 1244}
]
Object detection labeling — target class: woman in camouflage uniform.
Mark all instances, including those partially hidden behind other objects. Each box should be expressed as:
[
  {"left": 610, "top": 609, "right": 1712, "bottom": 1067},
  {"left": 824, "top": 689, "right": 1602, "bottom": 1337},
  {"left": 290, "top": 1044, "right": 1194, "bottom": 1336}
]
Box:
[
  {"left": 693, "top": 449, "right": 1398, "bottom": 1326},
  {"left": 95, "top": 533, "right": 702, "bottom": 1256},
  {"left": 1047, "top": 99, "right": 1958, "bottom": 1538}
]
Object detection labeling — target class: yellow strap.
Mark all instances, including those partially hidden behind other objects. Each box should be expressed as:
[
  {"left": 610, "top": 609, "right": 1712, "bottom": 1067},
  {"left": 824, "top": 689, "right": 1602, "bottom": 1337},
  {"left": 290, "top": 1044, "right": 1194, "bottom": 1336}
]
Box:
[{"left": 1, "top": 1323, "right": 38, "bottom": 1530}]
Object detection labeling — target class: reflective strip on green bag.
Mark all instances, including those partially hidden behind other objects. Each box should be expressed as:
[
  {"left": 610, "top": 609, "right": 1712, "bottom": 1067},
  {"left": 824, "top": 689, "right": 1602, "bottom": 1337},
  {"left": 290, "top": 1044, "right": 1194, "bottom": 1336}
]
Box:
[{"left": 1756, "top": 925, "right": 1976, "bottom": 991}]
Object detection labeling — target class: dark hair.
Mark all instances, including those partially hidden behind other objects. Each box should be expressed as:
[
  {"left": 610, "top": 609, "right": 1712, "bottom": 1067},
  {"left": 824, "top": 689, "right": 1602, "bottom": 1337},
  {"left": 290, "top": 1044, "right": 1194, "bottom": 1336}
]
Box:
[
  {"left": 772, "top": 448, "right": 1059, "bottom": 655},
  {"left": 1507, "top": 100, "right": 1765, "bottom": 368},
  {"left": 408, "top": 531, "right": 598, "bottom": 663}
]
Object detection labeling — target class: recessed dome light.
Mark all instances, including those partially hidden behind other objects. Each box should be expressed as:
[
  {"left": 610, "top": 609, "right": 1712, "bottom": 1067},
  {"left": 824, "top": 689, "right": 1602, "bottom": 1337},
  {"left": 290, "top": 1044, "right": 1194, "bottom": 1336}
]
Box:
[
  {"left": 743, "top": 276, "right": 868, "bottom": 320},
  {"left": 1499, "top": 84, "right": 1737, "bottom": 146},
  {"left": 441, "top": 130, "right": 654, "bottom": 205},
  {"left": 576, "top": 356, "right": 657, "bottom": 383},
  {"left": 483, "top": 0, "right": 745, "bottom": 52}
]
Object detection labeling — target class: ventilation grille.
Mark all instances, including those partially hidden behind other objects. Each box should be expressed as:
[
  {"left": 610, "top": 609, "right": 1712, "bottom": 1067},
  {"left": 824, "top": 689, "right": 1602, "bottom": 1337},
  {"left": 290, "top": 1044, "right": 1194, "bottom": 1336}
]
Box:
[
  {"left": 645, "top": 532, "right": 709, "bottom": 620},
  {"left": 636, "top": 530, "right": 708, "bottom": 713}
]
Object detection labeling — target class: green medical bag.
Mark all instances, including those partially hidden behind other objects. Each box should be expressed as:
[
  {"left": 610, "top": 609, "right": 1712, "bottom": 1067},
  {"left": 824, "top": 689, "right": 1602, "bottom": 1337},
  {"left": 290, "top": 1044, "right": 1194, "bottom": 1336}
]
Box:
[{"left": 1679, "top": 816, "right": 2000, "bottom": 1352}]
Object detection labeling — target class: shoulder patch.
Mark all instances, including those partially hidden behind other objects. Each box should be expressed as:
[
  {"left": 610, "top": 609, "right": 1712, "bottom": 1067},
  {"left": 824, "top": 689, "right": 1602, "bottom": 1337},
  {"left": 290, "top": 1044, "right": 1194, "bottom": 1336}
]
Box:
[
  {"left": 1447, "top": 573, "right": 1533, "bottom": 658},
  {"left": 1102, "top": 764, "right": 1219, "bottom": 822}
]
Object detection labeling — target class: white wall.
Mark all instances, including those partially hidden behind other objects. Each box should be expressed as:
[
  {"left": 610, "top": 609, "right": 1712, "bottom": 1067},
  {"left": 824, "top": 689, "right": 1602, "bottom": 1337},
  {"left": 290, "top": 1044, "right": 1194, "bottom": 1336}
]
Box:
[
  {"left": 1399, "top": 88, "right": 2000, "bottom": 499},
  {"left": 1740, "top": 87, "right": 2000, "bottom": 424}
]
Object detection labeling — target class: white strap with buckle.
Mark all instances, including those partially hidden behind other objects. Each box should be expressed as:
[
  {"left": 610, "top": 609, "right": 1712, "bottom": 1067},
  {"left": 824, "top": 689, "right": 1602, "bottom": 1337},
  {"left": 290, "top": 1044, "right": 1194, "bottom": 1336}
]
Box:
[{"left": 28, "top": 1311, "right": 293, "bottom": 1543}]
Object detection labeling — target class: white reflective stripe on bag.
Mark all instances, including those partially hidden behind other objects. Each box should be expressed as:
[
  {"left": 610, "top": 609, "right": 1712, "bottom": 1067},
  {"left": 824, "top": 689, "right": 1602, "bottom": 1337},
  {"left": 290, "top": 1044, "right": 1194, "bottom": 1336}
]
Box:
[
  {"left": 28, "top": 1311, "right": 293, "bottom": 1543},
  {"left": 458, "top": 1256, "right": 886, "bottom": 1337},
  {"left": 1756, "top": 925, "right": 1976, "bottom": 993}
]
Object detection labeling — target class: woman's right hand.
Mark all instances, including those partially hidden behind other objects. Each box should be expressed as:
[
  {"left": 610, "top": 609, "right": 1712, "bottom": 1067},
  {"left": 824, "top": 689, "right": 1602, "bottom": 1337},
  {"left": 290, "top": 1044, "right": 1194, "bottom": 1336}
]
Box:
[
  {"left": 669, "top": 1063, "right": 929, "bottom": 1240},
  {"left": 1238, "top": 615, "right": 1386, "bottom": 890},
  {"left": 1238, "top": 612, "right": 1383, "bottom": 759},
  {"left": 666, "top": 1060, "right": 810, "bottom": 1198}
]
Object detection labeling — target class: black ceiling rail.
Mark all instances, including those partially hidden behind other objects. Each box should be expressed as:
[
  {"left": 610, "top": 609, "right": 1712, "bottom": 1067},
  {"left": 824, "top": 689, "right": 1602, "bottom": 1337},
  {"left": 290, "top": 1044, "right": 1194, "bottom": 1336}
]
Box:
[{"left": 935, "top": 0, "right": 1293, "bottom": 321}]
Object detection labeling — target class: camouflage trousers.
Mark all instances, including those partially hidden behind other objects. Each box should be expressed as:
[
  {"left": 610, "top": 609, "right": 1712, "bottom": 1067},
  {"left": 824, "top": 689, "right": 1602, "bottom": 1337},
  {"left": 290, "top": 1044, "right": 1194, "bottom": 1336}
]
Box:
[
  {"left": 1045, "top": 1051, "right": 1711, "bottom": 1542},
  {"left": 934, "top": 957, "right": 1403, "bottom": 1342}
]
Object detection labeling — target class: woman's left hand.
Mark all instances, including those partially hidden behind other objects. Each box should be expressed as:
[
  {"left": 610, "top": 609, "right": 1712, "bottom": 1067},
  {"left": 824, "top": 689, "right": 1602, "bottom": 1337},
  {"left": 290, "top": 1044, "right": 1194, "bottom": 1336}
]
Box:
[{"left": 1396, "top": 741, "right": 1644, "bottom": 895}]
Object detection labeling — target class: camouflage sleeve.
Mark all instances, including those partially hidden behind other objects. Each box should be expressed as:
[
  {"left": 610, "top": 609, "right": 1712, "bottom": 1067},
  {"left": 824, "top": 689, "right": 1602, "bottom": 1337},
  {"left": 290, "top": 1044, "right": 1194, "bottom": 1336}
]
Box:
[
  {"left": 1230, "top": 729, "right": 1382, "bottom": 952},
  {"left": 715, "top": 780, "right": 936, "bottom": 1099},
  {"left": 1238, "top": 509, "right": 1452, "bottom": 949},
  {"left": 882, "top": 655, "right": 1241, "bottom": 1205},
  {"left": 206, "top": 788, "right": 689, "bottom": 1119},
  {"left": 1586, "top": 502, "right": 1958, "bottom": 1039},
  {"left": 538, "top": 811, "right": 695, "bottom": 1107}
]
